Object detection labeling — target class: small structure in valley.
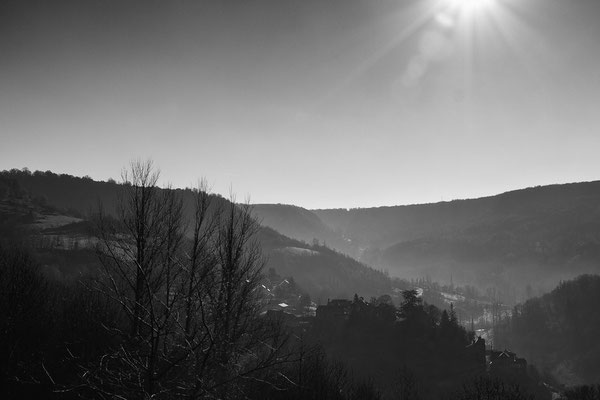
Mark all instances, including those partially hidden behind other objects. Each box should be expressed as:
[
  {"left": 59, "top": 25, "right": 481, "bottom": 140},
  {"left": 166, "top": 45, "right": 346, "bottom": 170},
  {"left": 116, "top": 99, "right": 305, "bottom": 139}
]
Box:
[
  {"left": 316, "top": 299, "right": 352, "bottom": 322},
  {"left": 488, "top": 349, "right": 527, "bottom": 375}
]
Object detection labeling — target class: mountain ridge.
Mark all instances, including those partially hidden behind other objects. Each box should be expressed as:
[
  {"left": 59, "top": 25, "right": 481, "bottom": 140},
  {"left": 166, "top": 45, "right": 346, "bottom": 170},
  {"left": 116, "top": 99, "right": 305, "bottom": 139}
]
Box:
[
  {"left": 251, "top": 180, "right": 600, "bottom": 302},
  {"left": 0, "top": 168, "right": 392, "bottom": 302},
  {"left": 6, "top": 167, "right": 600, "bottom": 302}
]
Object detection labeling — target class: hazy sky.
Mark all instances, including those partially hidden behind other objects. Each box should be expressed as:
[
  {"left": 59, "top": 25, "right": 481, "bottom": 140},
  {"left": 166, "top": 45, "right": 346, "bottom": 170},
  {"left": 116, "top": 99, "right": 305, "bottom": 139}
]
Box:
[{"left": 2, "top": 0, "right": 599, "bottom": 209}]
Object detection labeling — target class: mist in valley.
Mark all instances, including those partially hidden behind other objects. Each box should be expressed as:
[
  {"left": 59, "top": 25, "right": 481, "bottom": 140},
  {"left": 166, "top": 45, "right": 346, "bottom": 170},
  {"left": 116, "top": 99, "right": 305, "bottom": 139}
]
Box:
[{"left": 3, "top": 0, "right": 600, "bottom": 398}]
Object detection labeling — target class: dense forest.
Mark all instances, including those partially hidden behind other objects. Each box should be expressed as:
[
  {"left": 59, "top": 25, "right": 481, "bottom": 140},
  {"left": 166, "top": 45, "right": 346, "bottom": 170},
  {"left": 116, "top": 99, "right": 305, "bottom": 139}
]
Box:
[
  {"left": 0, "top": 240, "right": 553, "bottom": 399},
  {"left": 495, "top": 274, "right": 600, "bottom": 386}
]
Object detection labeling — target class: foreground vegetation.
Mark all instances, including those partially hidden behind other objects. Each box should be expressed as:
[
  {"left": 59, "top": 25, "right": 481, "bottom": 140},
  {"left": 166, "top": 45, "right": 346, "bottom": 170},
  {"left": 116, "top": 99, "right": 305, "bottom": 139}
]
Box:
[
  {"left": 1, "top": 162, "right": 597, "bottom": 399},
  {"left": 495, "top": 274, "right": 600, "bottom": 385}
]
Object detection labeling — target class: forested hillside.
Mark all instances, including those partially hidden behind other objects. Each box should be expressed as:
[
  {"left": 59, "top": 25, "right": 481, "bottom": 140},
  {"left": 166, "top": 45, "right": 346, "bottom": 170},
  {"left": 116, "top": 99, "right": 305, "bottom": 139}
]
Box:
[
  {"left": 196, "top": 181, "right": 600, "bottom": 304},
  {"left": 311, "top": 182, "right": 600, "bottom": 301},
  {"left": 314, "top": 182, "right": 600, "bottom": 249},
  {"left": 252, "top": 203, "right": 356, "bottom": 257},
  {"left": 258, "top": 227, "right": 391, "bottom": 302},
  {"left": 495, "top": 274, "right": 600, "bottom": 386},
  {"left": 0, "top": 168, "right": 392, "bottom": 301}
]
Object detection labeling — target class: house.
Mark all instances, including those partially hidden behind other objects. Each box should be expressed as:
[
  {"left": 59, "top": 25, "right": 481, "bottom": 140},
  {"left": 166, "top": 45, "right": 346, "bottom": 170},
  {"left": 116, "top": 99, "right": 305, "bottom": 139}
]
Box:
[
  {"left": 465, "top": 336, "right": 486, "bottom": 371},
  {"left": 316, "top": 299, "right": 352, "bottom": 322},
  {"left": 488, "top": 349, "right": 527, "bottom": 375}
]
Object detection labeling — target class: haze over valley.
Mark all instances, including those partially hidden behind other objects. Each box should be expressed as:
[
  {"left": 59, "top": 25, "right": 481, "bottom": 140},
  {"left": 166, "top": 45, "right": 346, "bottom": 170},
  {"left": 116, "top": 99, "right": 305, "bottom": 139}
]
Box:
[{"left": 2, "top": 0, "right": 600, "bottom": 398}]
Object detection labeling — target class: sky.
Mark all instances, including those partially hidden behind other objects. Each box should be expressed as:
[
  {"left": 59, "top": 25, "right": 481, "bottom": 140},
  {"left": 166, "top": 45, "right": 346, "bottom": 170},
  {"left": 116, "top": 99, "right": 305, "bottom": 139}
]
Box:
[{"left": 1, "top": 0, "right": 599, "bottom": 209}]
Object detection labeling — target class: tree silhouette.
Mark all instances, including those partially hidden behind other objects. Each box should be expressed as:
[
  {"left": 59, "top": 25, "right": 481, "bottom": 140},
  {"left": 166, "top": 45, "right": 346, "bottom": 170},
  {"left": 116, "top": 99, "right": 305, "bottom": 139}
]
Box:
[{"left": 83, "top": 160, "right": 292, "bottom": 399}]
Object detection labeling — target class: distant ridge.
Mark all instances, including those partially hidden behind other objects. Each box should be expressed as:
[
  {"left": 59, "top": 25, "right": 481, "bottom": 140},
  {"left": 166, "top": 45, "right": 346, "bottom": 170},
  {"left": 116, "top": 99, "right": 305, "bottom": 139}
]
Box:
[
  {"left": 312, "top": 180, "right": 600, "bottom": 211},
  {"left": 252, "top": 180, "right": 600, "bottom": 302},
  {"left": 5, "top": 168, "right": 600, "bottom": 303}
]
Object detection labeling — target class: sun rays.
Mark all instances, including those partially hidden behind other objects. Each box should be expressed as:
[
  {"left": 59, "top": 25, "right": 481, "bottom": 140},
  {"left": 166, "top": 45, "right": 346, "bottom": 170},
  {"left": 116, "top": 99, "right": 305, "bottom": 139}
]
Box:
[
  {"left": 302, "top": 0, "right": 545, "bottom": 125},
  {"left": 444, "top": 0, "right": 496, "bottom": 15}
]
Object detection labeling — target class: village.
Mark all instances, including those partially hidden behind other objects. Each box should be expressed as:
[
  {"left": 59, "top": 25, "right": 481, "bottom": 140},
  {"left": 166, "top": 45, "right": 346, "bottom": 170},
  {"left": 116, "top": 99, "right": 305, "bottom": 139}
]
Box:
[{"left": 260, "top": 269, "right": 530, "bottom": 381}]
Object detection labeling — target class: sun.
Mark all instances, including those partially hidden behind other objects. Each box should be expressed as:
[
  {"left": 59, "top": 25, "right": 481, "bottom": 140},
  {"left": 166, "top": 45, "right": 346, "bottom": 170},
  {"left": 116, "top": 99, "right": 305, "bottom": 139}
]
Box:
[{"left": 444, "top": 0, "right": 495, "bottom": 15}]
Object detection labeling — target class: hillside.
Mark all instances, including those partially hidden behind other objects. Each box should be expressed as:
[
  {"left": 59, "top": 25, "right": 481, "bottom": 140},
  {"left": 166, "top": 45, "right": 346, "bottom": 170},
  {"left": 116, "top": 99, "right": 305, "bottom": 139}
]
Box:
[
  {"left": 495, "top": 274, "right": 600, "bottom": 386},
  {"left": 245, "top": 182, "right": 600, "bottom": 302},
  {"left": 257, "top": 227, "right": 391, "bottom": 302},
  {"left": 0, "top": 169, "right": 392, "bottom": 301},
  {"left": 9, "top": 168, "right": 600, "bottom": 304},
  {"left": 311, "top": 182, "right": 600, "bottom": 301},
  {"left": 314, "top": 181, "right": 600, "bottom": 249},
  {"left": 251, "top": 203, "right": 357, "bottom": 257}
]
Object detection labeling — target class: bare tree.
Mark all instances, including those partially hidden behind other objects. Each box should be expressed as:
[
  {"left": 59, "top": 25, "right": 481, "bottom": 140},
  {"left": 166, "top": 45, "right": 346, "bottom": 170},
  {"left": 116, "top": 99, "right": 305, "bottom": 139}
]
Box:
[
  {"left": 179, "top": 194, "right": 294, "bottom": 398},
  {"left": 83, "top": 161, "right": 294, "bottom": 399},
  {"left": 88, "top": 160, "right": 187, "bottom": 398}
]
